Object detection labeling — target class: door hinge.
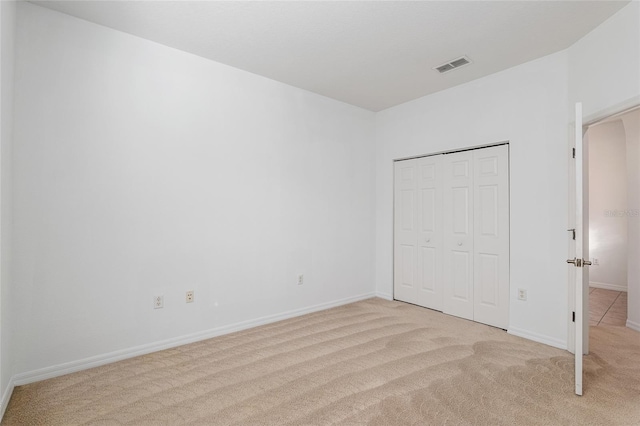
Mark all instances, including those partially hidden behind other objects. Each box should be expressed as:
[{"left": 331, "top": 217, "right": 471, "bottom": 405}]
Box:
[
  {"left": 572, "top": 148, "right": 576, "bottom": 158},
  {"left": 572, "top": 311, "right": 575, "bottom": 322}
]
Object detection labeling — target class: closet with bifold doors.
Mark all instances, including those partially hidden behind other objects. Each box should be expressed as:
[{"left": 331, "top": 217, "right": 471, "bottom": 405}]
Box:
[{"left": 393, "top": 144, "right": 510, "bottom": 329}]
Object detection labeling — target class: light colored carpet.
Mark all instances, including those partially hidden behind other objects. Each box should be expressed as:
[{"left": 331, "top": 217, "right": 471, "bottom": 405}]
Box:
[{"left": 3, "top": 298, "right": 640, "bottom": 425}]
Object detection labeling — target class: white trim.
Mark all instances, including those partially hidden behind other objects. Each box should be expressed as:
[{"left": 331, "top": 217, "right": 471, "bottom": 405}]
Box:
[
  {"left": 627, "top": 319, "right": 640, "bottom": 332},
  {"left": 589, "top": 281, "right": 627, "bottom": 292},
  {"left": 583, "top": 96, "right": 640, "bottom": 127},
  {"left": 393, "top": 140, "right": 509, "bottom": 162},
  {"left": 375, "top": 292, "right": 393, "bottom": 301},
  {"left": 0, "top": 378, "right": 15, "bottom": 421},
  {"left": 12, "top": 292, "right": 376, "bottom": 386},
  {"left": 507, "top": 326, "right": 567, "bottom": 350}
]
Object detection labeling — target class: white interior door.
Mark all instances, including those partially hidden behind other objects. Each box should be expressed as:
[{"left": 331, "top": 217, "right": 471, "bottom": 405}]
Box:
[
  {"left": 394, "top": 160, "right": 418, "bottom": 304},
  {"left": 443, "top": 151, "right": 474, "bottom": 320},
  {"left": 416, "top": 155, "right": 444, "bottom": 311},
  {"left": 568, "top": 102, "right": 591, "bottom": 396},
  {"left": 472, "top": 145, "right": 510, "bottom": 329}
]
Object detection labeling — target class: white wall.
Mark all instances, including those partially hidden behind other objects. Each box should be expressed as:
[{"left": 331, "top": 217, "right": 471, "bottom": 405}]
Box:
[
  {"left": 375, "top": 51, "right": 570, "bottom": 348},
  {"left": 568, "top": 2, "right": 640, "bottom": 120},
  {"left": 12, "top": 3, "right": 375, "bottom": 379},
  {"left": 621, "top": 110, "right": 640, "bottom": 330},
  {"left": 587, "top": 121, "right": 628, "bottom": 290},
  {"left": 0, "top": 0, "right": 16, "bottom": 413}
]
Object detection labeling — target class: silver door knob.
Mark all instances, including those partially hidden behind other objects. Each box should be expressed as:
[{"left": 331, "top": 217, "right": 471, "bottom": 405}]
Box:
[
  {"left": 567, "top": 258, "right": 591, "bottom": 267},
  {"left": 567, "top": 258, "right": 582, "bottom": 267}
]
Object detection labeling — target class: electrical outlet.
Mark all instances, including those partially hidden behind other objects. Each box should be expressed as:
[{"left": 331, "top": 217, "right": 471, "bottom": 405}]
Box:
[
  {"left": 518, "top": 289, "right": 527, "bottom": 301},
  {"left": 297, "top": 274, "right": 304, "bottom": 285},
  {"left": 186, "top": 290, "right": 194, "bottom": 303},
  {"left": 154, "top": 295, "right": 164, "bottom": 309}
]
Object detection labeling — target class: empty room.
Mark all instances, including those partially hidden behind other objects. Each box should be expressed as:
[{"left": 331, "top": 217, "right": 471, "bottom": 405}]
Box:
[{"left": 0, "top": 1, "right": 639, "bottom": 424}]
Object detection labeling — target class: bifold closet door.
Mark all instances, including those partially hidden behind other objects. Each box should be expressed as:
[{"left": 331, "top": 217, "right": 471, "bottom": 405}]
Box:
[
  {"left": 393, "top": 156, "right": 443, "bottom": 309},
  {"left": 394, "top": 160, "right": 419, "bottom": 304},
  {"left": 395, "top": 145, "right": 509, "bottom": 328},
  {"left": 442, "top": 145, "right": 509, "bottom": 327},
  {"left": 442, "top": 151, "right": 474, "bottom": 320},
  {"left": 416, "top": 156, "right": 443, "bottom": 310},
  {"left": 473, "top": 145, "right": 509, "bottom": 329}
]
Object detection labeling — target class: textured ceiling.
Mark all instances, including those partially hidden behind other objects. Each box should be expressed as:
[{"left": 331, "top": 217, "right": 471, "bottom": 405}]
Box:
[{"left": 31, "top": 1, "right": 629, "bottom": 112}]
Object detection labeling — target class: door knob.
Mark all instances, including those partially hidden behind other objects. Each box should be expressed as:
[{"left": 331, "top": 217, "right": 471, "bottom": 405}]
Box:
[
  {"left": 457, "top": 242, "right": 463, "bottom": 246},
  {"left": 566, "top": 258, "right": 591, "bottom": 267},
  {"left": 567, "top": 258, "right": 582, "bottom": 267}
]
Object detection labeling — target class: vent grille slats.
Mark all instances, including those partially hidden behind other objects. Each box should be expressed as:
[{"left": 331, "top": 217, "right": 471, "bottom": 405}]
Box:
[
  {"left": 450, "top": 58, "right": 469, "bottom": 67},
  {"left": 436, "top": 64, "right": 455, "bottom": 73},
  {"left": 434, "top": 56, "right": 471, "bottom": 74}
]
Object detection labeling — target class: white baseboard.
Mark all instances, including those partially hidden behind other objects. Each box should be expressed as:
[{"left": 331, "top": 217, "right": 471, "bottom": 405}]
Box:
[
  {"left": 627, "top": 319, "right": 640, "bottom": 332},
  {"left": 589, "top": 281, "right": 627, "bottom": 292},
  {"left": 12, "top": 292, "right": 377, "bottom": 386},
  {"left": 0, "top": 378, "right": 15, "bottom": 422},
  {"left": 507, "top": 326, "right": 567, "bottom": 350},
  {"left": 375, "top": 292, "right": 393, "bottom": 301}
]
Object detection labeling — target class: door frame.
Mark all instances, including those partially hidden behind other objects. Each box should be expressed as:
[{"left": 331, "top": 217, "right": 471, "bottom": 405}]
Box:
[{"left": 392, "top": 141, "right": 509, "bottom": 163}]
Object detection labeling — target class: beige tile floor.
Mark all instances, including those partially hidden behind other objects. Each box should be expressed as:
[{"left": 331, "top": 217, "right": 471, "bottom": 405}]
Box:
[{"left": 589, "top": 287, "right": 627, "bottom": 326}]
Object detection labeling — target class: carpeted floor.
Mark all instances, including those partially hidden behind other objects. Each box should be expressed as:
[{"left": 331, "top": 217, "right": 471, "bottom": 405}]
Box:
[{"left": 3, "top": 298, "right": 640, "bottom": 425}]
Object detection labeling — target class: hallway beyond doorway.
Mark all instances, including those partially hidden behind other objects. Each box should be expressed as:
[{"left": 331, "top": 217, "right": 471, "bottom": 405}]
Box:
[{"left": 589, "top": 288, "right": 627, "bottom": 326}]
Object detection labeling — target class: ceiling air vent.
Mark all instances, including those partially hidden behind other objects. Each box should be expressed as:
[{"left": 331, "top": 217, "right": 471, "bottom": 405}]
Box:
[{"left": 434, "top": 56, "right": 471, "bottom": 74}]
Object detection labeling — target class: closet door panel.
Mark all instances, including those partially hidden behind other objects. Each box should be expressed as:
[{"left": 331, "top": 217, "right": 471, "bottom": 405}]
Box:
[
  {"left": 394, "top": 145, "right": 510, "bottom": 328},
  {"left": 473, "top": 145, "right": 510, "bottom": 329},
  {"left": 416, "top": 156, "right": 443, "bottom": 311},
  {"left": 394, "top": 161, "right": 418, "bottom": 304},
  {"left": 443, "top": 151, "right": 474, "bottom": 320}
]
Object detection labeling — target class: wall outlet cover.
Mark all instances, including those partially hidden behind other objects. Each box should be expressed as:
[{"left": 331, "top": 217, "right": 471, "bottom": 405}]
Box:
[
  {"left": 154, "top": 295, "right": 164, "bottom": 309},
  {"left": 518, "top": 289, "right": 527, "bottom": 301}
]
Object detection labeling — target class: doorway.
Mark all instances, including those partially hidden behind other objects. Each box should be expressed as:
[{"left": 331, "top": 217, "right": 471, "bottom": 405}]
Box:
[
  {"left": 585, "top": 107, "right": 639, "bottom": 332},
  {"left": 569, "top": 102, "right": 639, "bottom": 396}
]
